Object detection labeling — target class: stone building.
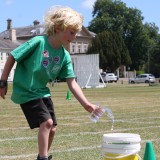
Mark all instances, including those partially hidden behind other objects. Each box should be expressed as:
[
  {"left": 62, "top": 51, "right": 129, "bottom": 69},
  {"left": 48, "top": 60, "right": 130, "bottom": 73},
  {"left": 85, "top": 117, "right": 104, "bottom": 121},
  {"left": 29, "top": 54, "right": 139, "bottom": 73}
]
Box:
[{"left": 0, "top": 19, "right": 95, "bottom": 81}]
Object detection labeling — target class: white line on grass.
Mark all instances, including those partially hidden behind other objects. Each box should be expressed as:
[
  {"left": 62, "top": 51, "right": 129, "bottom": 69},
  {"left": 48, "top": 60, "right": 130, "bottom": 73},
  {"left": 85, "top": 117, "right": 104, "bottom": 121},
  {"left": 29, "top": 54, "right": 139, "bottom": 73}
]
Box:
[
  {"left": 0, "top": 138, "right": 159, "bottom": 159},
  {"left": 0, "top": 127, "right": 29, "bottom": 131},
  {"left": 0, "top": 125, "right": 160, "bottom": 142},
  {"left": 0, "top": 116, "right": 159, "bottom": 131},
  {"left": 0, "top": 137, "right": 36, "bottom": 142},
  {"left": 0, "top": 145, "right": 101, "bottom": 159}
]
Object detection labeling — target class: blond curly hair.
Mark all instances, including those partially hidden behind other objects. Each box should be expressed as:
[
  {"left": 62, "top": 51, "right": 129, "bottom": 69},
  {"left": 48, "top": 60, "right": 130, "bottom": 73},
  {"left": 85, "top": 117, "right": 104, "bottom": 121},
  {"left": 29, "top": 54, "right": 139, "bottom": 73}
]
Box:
[{"left": 43, "top": 6, "right": 84, "bottom": 36}]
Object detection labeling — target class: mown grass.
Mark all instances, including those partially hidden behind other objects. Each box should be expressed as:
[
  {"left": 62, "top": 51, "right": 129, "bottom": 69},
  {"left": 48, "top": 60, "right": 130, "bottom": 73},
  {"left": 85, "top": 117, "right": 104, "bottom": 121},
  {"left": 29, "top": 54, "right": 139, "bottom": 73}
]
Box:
[{"left": 0, "top": 82, "right": 160, "bottom": 160}]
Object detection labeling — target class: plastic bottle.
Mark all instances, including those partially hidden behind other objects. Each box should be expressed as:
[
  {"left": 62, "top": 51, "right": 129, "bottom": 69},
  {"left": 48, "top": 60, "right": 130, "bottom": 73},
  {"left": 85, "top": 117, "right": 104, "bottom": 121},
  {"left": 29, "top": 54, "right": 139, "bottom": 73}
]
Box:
[
  {"left": 90, "top": 107, "right": 105, "bottom": 123},
  {"left": 90, "top": 106, "right": 114, "bottom": 124}
]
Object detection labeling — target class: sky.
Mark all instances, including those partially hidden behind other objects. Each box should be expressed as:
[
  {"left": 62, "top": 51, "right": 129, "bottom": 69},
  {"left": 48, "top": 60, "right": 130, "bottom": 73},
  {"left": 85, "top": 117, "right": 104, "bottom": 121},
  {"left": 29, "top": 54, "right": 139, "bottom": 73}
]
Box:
[{"left": 0, "top": 0, "right": 160, "bottom": 32}]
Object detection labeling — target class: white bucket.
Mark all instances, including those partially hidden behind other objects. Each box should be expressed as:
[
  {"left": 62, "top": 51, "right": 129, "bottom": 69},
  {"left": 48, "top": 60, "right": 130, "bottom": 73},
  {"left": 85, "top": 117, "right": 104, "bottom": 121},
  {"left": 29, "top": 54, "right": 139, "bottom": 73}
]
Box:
[{"left": 102, "top": 133, "right": 141, "bottom": 160}]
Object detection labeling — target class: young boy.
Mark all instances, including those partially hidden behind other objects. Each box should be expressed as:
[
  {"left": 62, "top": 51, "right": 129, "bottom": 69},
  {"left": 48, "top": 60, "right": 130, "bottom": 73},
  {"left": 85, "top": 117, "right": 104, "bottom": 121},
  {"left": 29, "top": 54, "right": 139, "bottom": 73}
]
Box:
[{"left": 0, "top": 6, "right": 101, "bottom": 160}]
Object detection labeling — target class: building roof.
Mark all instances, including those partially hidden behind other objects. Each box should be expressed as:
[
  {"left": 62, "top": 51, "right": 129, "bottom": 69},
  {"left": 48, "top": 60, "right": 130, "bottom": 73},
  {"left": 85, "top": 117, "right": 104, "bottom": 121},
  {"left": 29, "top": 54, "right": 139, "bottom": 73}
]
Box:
[
  {"left": 0, "top": 25, "right": 44, "bottom": 38},
  {"left": 0, "top": 19, "right": 95, "bottom": 52},
  {"left": 0, "top": 36, "right": 20, "bottom": 52}
]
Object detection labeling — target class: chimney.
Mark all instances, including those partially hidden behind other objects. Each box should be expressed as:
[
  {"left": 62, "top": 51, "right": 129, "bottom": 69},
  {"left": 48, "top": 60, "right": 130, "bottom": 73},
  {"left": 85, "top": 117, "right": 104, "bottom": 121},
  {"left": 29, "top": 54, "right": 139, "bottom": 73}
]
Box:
[
  {"left": 33, "top": 20, "right": 40, "bottom": 26},
  {"left": 7, "top": 18, "right": 12, "bottom": 30},
  {"left": 9, "top": 29, "right": 17, "bottom": 41}
]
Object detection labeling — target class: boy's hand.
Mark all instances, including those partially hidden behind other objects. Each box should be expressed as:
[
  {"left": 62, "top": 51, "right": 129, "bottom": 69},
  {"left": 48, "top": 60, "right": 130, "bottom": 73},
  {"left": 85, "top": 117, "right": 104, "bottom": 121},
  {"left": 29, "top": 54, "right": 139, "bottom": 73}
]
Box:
[
  {"left": 0, "top": 80, "right": 8, "bottom": 99},
  {"left": 85, "top": 104, "right": 104, "bottom": 114},
  {"left": 94, "top": 106, "right": 105, "bottom": 115},
  {"left": 0, "top": 87, "right": 7, "bottom": 99}
]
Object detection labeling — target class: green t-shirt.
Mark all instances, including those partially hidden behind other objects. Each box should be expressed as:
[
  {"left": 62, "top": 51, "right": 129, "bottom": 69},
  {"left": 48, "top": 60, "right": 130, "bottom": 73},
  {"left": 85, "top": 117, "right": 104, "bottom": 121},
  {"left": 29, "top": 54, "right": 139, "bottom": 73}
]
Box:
[{"left": 11, "top": 35, "right": 75, "bottom": 104}]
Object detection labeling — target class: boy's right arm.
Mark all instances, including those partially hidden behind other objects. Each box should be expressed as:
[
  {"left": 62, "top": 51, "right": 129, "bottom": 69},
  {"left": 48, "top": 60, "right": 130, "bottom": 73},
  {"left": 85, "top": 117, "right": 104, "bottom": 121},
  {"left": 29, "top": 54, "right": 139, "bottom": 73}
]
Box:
[{"left": 0, "top": 54, "right": 15, "bottom": 99}]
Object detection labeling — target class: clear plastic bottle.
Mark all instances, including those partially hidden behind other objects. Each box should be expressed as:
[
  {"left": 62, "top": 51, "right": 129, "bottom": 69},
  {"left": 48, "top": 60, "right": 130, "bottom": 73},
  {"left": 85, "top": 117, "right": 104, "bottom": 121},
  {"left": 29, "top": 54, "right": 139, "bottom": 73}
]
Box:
[
  {"left": 90, "top": 106, "right": 114, "bottom": 124},
  {"left": 90, "top": 107, "right": 105, "bottom": 123}
]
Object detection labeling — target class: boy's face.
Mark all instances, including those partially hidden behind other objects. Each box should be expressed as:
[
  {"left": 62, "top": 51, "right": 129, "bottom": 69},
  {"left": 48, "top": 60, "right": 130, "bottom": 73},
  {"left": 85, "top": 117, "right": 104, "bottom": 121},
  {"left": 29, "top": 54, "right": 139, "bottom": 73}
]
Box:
[{"left": 59, "top": 28, "right": 77, "bottom": 46}]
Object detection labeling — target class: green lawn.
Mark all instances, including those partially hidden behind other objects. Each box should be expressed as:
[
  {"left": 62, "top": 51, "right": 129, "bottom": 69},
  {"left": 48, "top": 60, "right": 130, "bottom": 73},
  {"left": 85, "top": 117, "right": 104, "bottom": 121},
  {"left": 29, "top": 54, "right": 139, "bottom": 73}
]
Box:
[{"left": 0, "top": 82, "right": 160, "bottom": 160}]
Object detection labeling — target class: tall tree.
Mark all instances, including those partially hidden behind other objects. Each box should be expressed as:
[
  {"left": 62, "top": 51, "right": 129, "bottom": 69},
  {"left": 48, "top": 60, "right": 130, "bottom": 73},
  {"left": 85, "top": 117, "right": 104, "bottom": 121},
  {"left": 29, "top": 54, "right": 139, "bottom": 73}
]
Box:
[
  {"left": 87, "top": 31, "right": 131, "bottom": 72},
  {"left": 88, "top": 0, "right": 158, "bottom": 71},
  {"left": 149, "top": 47, "right": 160, "bottom": 77},
  {"left": 143, "top": 23, "right": 160, "bottom": 74}
]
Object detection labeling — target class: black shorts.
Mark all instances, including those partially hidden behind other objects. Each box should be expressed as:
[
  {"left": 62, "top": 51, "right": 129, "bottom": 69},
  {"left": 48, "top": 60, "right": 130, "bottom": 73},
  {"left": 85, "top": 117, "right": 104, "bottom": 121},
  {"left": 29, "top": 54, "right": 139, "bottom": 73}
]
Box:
[{"left": 20, "top": 97, "right": 57, "bottom": 129}]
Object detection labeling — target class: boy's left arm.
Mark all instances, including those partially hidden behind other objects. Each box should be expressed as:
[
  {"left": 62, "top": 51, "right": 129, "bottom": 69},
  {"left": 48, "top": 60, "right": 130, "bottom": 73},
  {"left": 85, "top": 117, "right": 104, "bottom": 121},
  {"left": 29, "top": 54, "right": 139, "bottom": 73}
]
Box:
[{"left": 66, "top": 78, "right": 97, "bottom": 113}]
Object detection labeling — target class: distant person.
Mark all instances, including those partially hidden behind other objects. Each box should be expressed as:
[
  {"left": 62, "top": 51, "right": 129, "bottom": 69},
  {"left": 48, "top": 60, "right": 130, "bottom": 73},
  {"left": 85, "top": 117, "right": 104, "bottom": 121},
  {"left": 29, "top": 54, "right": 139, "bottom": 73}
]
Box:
[{"left": 0, "top": 6, "right": 102, "bottom": 160}]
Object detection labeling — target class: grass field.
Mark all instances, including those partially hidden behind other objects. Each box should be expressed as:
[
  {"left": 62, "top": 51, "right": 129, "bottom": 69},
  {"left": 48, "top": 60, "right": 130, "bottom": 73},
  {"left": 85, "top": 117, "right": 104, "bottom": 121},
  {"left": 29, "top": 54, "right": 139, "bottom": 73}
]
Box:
[{"left": 0, "top": 82, "right": 160, "bottom": 160}]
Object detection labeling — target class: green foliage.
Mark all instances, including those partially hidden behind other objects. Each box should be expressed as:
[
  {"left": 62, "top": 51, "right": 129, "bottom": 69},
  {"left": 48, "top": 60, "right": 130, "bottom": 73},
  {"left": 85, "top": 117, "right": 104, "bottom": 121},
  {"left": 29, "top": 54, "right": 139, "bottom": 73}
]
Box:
[
  {"left": 88, "top": 0, "right": 160, "bottom": 72},
  {"left": 87, "top": 31, "right": 131, "bottom": 72},
  {"left": 89, "top": 0, "right": 129, "bottom": 33},
  {"left": 136, "top": 70, "right": 145, "bottom": 75},
  {"left": 149, "top": 48, "right": 160, "bottom": 77}
]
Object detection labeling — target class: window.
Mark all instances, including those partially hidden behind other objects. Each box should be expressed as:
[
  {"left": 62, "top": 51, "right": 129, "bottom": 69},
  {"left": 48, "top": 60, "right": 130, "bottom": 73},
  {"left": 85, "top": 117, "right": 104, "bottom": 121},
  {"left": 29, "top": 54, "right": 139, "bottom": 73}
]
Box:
[
  {"left": 0, "top": 69, "right": 3, "bottom": 76},
  {"left": 141, "top": 75, "right": 147, "bottom": 78},
  {"left": 78, "top": 43, "right": 82, "bottom": 53},
  {"left": 0, "top": 52, "right": 2, "bottom": 60},
  {"left": 83, "top": 43, "right": 88, "bottom": 53},
  {"left": 71, "top": 43, "right": 76, "bottom": 53},
  {"left": 6, "top": 53, "right": 9, "bottom": 60},
  {"left": 76, "top": 32, "right": 82, "bottom": 36}
]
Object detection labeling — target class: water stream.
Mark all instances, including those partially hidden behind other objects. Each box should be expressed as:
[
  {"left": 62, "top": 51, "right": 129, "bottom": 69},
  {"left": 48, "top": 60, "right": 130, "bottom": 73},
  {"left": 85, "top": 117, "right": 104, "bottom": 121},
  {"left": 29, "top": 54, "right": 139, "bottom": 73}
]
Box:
[{"left": 90, "top": 106, "right": 114, "bottom": 131}]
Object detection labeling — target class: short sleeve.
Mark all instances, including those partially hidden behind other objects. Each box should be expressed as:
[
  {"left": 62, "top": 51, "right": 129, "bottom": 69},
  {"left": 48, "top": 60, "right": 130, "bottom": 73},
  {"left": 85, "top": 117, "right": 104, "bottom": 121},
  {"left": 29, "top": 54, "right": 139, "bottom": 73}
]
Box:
[
  {"left": 58, "top": 52, "right": 75, "bottom": 80},
  {"left": 11, "top": 37, "right": 40, "bottom": 62}
]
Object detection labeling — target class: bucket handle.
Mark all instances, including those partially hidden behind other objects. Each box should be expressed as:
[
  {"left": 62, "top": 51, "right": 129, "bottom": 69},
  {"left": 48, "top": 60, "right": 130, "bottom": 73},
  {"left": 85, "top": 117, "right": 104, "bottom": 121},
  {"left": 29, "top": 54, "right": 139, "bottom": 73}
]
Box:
[{"left": 104, "top": 153, "right": 141, "bottom": 160}]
